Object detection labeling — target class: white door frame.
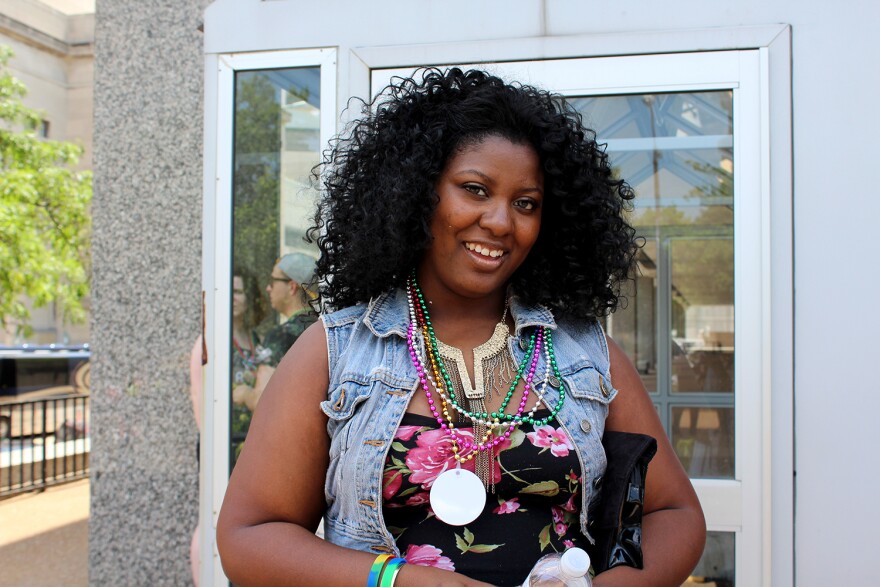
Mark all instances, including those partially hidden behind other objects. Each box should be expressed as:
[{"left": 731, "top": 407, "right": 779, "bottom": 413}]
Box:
[{"left": 201, "top": 47, "right": 337, "bottom": 587}]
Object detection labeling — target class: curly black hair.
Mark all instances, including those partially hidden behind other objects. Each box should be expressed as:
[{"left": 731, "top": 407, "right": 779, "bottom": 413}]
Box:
[{"left": 309, "top": 68, "right": 640, "bottom": 319}]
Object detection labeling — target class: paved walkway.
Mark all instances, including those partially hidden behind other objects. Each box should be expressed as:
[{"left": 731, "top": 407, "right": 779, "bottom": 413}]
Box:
[{"left": 0, "top": 479, "right": 89, "bottom": 587}]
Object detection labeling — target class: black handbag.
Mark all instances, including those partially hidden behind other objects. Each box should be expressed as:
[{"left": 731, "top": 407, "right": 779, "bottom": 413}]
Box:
[{"left": 587, "top": 431, "right": 657, "bottom": 574}]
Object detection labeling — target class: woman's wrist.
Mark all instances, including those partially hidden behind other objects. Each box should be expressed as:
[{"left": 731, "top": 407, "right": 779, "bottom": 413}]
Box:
[{"left": 392, "top": 563, "right": 494, "bottom": 587}]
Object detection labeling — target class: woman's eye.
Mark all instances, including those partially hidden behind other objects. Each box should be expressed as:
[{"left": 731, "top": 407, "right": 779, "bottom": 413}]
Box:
[
  {"left": 514, "top": 199, "right": 539, "bottom": 211},
  {"left": 463, "top": 184, "right": 487, "bottom": 197}
]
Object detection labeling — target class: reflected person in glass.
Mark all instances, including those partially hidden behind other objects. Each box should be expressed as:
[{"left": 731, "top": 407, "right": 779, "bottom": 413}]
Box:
[
  {"left": 235, "top": 253, "right": 319, "bottom": 411},
  {"left": 217, "top": 68, "right": 706, "bottom": 587}
]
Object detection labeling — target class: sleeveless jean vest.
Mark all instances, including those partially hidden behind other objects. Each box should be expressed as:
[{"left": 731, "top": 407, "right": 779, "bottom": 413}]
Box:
[{"left": 320, "top": 288, "right": 618, "bottom": 556}]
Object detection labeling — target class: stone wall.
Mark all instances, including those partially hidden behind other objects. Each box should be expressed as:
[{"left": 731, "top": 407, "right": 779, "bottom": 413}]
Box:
[{"left": 90, "top": 1, "right": 206, "bottom": 584}]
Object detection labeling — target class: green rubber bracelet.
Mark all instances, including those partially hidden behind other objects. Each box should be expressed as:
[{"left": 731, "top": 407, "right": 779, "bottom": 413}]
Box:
[{"left": 379, "top": 558, "right": 406, "bottom": 587}]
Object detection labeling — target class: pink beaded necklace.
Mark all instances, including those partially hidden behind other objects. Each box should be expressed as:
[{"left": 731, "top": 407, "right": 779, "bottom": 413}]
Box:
[{"left": 405, "top": 277, "right": 545, "bottom": 462}]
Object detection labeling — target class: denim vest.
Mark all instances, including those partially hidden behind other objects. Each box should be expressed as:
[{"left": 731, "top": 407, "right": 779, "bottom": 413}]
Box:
[{"left": 319, "top": 288, "right": 617, "bottom": 556}]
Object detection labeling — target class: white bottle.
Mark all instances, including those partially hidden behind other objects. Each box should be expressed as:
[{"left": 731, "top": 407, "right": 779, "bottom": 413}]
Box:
[{"left": 524, "top": 547, "right": 592, "bottom": 586}]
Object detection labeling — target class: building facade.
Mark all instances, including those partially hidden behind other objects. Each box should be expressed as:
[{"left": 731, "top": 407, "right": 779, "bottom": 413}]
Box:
[{"left": 0, "top": 0, "right": 93, "bottom": 344}]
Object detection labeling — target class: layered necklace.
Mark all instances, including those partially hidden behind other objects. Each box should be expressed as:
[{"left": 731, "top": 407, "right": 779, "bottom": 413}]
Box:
[{"left": 405, "top": 275, "right": 567, "bottom": 525}]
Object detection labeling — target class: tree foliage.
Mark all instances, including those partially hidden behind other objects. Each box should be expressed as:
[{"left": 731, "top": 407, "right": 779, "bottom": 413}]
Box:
[
  {"left": 0, "top": 46, "right": 92, "bottom": 336},
  {"left": 232, "top": 72, "right": 281, "bottom": 282}
]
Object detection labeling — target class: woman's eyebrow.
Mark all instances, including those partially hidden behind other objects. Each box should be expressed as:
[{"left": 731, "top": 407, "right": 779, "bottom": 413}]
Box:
[
  {"left": 454, "top": 169, "right": 544, "bottom": 193},
  {"left": 455, "top": 168, "right": 492, "bottom": 182}
]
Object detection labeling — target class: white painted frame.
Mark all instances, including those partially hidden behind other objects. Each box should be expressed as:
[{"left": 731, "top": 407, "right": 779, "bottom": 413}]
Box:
[{"left": 201, "top": 47, "right": 337, "bottom": 587}]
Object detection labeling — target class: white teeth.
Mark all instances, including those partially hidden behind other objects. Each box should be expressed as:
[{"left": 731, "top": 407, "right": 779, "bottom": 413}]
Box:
[{"left": 466, "top": 242, "right": 504, "bottom": 258}]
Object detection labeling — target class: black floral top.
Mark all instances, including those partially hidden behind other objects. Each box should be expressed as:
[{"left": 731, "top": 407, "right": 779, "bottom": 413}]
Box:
[
  {"left": 382, "top": 411, "right": 589, "bottom": 587},
  {"left": 255, "top": 309, "right": 319, "bottom": 368}
]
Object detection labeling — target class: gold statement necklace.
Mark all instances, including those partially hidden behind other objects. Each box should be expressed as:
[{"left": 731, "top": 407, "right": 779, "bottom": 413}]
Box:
[{"left": 435, "top": 304, "right": 514, "bottom": 490}]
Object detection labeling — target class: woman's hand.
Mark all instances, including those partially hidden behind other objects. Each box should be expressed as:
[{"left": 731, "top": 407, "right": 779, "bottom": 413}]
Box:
[{"left": 231, "top": 383, "right": 252, "bottom": 405}]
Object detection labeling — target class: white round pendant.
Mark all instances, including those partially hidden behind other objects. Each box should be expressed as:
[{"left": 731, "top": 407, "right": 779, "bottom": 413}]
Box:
[{"left": 429, "top": 467, "right": 486, "bottom": 526}]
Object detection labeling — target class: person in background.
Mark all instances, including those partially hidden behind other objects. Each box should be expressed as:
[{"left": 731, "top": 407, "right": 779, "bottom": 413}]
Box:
[{"left": 233, "top": 253, "right": 319, "bottom": 412}]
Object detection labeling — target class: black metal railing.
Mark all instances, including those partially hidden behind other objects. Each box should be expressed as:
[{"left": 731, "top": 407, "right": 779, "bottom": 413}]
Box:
[{"left": 0, "top": 395, "right": 90, "bottom": 498}]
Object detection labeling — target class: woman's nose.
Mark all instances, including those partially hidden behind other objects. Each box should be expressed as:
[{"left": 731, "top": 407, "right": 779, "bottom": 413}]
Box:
[{"left": 479, "top": 201, "right": 513, "bottom": 235}]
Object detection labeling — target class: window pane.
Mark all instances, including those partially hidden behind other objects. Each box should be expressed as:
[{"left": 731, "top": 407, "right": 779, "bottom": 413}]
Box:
[
  {"left": 671, "top": 239, "right": 734, "bottom": 394},
  {"left": 671, "top": 405, "right": 734, "bottom": 478},
  {"left": 573, "top": 91, "right": 735, "bottom": 479},
  {"left": 682, "top": 531, "right": 735, "bottom": 587},
  {"left": 607, "top": 239, "right": 658, "bottom": 392},
  {"left": 230, "top": 67, "right": 321, "bottom": 473}
]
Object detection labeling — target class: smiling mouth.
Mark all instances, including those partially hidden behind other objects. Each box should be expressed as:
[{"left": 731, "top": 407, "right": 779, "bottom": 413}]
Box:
[{"left": 465, "top": 242, "right": 506, "bottom": 259}]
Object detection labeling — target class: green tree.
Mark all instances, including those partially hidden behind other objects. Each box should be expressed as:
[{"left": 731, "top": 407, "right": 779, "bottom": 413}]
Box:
[
  {"left": 232, "top": 72, "right": 282, "bottom": 283},
  {"left": 0, "top": 46, "right": 91, "bottom": 336}
]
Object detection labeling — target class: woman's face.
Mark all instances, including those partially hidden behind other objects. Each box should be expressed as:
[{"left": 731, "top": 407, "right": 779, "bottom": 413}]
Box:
[
  {"left": 418, "top": 135, "right": 543, "bottom": 303},
  {"left": 232, "top": 276, "right": 247, "bottom": 319}
]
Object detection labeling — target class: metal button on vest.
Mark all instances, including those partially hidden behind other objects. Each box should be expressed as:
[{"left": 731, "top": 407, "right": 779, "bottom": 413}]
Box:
[
  {"left": 580, "top": 419, "right": 592, "bottom": 433},
  {"left": 599, "top": 376, "right": 610, "bottom": 397},
  {"left": 519, "top": 337, "right": 529, "bottom": 351},
  {"left": 593, "top": 475, "right": 603, "bottom": 489},
  {"left": 549, "top": 374, "right": 561, "bottom": 389}
]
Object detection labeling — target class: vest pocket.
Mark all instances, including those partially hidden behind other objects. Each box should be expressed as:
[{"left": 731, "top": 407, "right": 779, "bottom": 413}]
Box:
[
  {"left": 322, "top": 377, "right": 373, "bottom": 421},
  {"left": 323, "top": 371, "right": 414, "bottom": 510},
  {"left": 322, "top": 370, "right": 415, "bottom": 468},
  {"left": 561, "top": 359, "right": 617, "bottom": 405},
  {"left": 322, "top": 369, "right": 415, "bottom": 421}
]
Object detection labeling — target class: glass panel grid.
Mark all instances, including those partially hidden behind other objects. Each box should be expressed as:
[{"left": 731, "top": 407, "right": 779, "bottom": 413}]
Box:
[{"left": 580, "top": 91, "right": 735, "bottom": 480}]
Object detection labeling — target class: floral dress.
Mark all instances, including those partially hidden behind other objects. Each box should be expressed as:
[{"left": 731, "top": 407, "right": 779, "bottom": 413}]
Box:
[
  {"left": 382, "top": 411, "right": 589, "bottom": 586},
  {"left": 231, "top": 332, "right": 259, "bottom": 464}
]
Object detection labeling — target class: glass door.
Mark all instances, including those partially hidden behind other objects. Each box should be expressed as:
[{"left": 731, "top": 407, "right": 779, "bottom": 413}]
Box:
[
  {"left": 229, "top": 66, "right": 323, "bottom": 471},
  {"left": 584, "top": 90, "right": 737, "bottom": 585},
  {"left": 375, "top": 50, "right": 766, "bottom": 585},
  {"left": 205, "top": 47, "right": 337, "bottom": 586}
]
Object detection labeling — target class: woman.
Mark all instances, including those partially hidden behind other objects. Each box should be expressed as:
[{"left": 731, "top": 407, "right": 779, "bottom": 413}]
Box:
[
  {"left": 228, "top": 268, "right": 267, "bottom": 460},
  {"left": 217, "top": 69, "right": 705, "bottom": 586}
]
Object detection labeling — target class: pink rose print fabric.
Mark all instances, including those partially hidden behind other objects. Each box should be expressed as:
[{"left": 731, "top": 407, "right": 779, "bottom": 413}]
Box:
[
  {"left": 493, "top": 497, "right": 522, "bottom": 514},
  {"left": 403, "top": 543, "right": 456, "bottom": 572},
  {"left": 382, "top": 411, "right": 591, "bottom": 587},
  {"left": 527, "top": 425, "right": 576, "bottom": 457},
  {"left": 405, "top": 427, "right": 511, "bottom": 488}
]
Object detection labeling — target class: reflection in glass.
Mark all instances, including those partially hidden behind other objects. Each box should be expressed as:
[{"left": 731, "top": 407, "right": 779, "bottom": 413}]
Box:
[
  {"left": 608, "top": 240, "right": 658, "bottom": 392},
  {"left": 576, "top": 91, "right": 735, "bottom": 479},
  {"left": 683, "top": 531, "right": 735, "bottom": 586},
  {"left": 671, "top": 239, "right": 734, "bottom": 394},
  {"left": 230, "top": 67, "right": 321, "bottom": 473},
  {"left": 229, "top": 271, "right": 266, "bottom": 464},
  {"left": 671, "top": 406, "right": 733, "bottom": 479}
]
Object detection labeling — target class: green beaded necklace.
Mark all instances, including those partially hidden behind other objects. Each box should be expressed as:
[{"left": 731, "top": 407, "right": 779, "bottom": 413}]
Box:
[{"left": 409, "top": 275, "right": 567, "bottom": 427}]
